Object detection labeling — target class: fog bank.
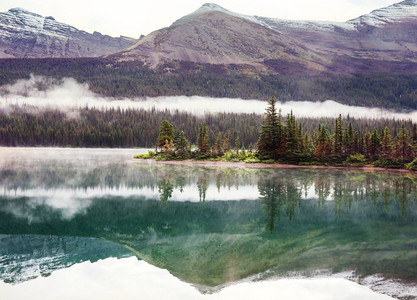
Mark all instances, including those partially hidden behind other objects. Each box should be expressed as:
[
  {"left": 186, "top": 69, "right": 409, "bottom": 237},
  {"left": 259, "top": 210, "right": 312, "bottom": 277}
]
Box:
[{"left": 1, "top": 75, "right": 416, "bottom": 121}]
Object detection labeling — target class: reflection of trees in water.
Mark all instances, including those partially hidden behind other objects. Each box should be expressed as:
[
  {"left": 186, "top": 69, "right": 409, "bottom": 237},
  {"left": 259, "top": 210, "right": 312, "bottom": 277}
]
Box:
[
  {"left": 259, "top": 181, "right": 281, "bottom": 232},
  {"left": 1, "top": 162, "right": 416, "bottom": 214},
  {"left": 258, "top": 179, "right": 301, "bottom": 232},
  {"left": 157, "top": 175, "right": 174, "bottom": 202},
  {"left": 197, "top": 173, "right": 208, "bottom": 202},
  {"left": 2, "top": 163, "right": 417, "bottom": 288},
  {"left": 310, "top": 170, "right": 417, "bottom": 217},
  {"left": 258, "top": 170, "right": 417, "bottom": 232}
]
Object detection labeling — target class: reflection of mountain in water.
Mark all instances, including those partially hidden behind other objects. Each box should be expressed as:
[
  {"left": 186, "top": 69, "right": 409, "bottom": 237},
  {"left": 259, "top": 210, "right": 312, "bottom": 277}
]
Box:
[
  {"left": 0, "top": 235, "right": 132, "bottom": 284},
  {"left": 0, "top": 161, "right": 417, "bottom": 291}
]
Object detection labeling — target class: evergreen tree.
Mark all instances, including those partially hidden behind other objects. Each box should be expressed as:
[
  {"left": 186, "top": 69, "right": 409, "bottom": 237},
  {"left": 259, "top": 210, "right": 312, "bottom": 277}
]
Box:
[
  {"left": 394, "top": 123, "right": 412, "bottom": 161},
  {"left": 412, "top": 124, "right": 417, "bottom": 156},
  {"left": 315, "top": 125, "right": 331, "bottom": 161},
  {"left": 197, "top": 122, "right": 209, "bottom": 153},
  {"left": 301, "top": 133, "right": 314, "bottom": 156},
  {"left": 248, "top": 143, "right": 253, "bottom": 153},
  {"left": 285, "top": 111, "right": 298, "bottom": 154},
  {"left": 197, "top": 125, "right": 203, "bottom": 151},
  {"left": 353, "top": 131, "right": 360, "bottom": 154},
  {"left": 175, "top": 131, "right": 190, "bottom": 158},
  {"left": 223, "top": 131, "right": 232, "bottom": 152},
  {"left": 256, "top": 96, "right": 281, "bottom": 159},
  {"left": 333, "top": 114, "right": 343, "bottom": 155},
  {"left": 380, "top": 127, "right": 392, "bottom": 161},
  {"left": 347, "top": 122, "right": 354, "bottom": 154},
  {"left": 213, "top": 133, "right": 223, "bottom": 156},
  {"left": 235, "top": 136, "right": 241, "bottom": 154},
  {"left": 369, "top": 130, "right": 381, "bottom": 159},
  {"left": 157, "top": 120, "right": 174, "bottom": 152}
]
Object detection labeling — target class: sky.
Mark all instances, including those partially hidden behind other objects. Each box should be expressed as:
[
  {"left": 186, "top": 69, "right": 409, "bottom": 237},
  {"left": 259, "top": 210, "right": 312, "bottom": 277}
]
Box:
[{"left": 0, "top": 0, "right": 401, "bottom": 38}]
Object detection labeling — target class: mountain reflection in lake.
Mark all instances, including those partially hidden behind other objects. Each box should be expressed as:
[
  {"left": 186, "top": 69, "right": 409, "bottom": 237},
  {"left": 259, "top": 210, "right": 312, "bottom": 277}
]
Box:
[{"left": 0, "top": 148, "right": 416, "bottom": 298}]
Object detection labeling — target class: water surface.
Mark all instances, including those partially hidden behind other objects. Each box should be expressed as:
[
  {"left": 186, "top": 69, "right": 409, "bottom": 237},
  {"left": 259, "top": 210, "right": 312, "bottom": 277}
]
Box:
[{"left": 0, "top": 147, "right": 416, "bottom": 299}]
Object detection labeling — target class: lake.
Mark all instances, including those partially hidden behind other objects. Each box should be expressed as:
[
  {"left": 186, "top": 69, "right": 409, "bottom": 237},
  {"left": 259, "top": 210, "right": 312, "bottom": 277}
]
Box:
[{"left": 0, "top": 147, "right": 416, "bottom": 300}]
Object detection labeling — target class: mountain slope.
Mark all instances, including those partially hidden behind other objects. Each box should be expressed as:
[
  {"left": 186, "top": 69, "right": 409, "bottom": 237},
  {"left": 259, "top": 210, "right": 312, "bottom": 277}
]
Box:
[
  {"left": 0, "top": 8, "right": 137, "bottom": 58},
  {"left": 114, "top": 1, "right": 417, "bottom": 71},
  {"left": 114, "top": 4, "right": 326, "bottom": 71},
  {"left": 349, "top": 0, "right": 417, "bottom": 27}
]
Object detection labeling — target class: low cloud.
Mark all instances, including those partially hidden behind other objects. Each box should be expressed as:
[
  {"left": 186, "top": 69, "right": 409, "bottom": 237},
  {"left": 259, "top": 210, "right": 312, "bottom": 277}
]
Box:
[{"left": 1, "top": 75, "right": 416, "bottom": 121}]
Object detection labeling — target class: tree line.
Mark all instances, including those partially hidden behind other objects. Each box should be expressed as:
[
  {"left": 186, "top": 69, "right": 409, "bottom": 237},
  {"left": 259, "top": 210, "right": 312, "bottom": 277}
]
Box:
[
  {"left": 1, "top": 102, "right": 417, "bottom": 170},
  {"left": 151, "top": 97, "right": 417, "bottom": 170},
  {"left": 0, "top": 107, "right": 261, "bottom": 147}
]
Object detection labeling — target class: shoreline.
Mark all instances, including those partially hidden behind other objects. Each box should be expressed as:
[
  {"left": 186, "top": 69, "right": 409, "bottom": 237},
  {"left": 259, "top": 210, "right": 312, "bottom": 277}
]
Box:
[{"left": 131, "top": 158, "right": 417, "bottom": 175}]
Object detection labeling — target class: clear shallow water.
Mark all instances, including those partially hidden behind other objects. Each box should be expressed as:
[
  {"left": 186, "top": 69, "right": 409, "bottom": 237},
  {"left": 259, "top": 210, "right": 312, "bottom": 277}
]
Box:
[{"left": 0, "top": 147, "right": 416, "bottom": 299}]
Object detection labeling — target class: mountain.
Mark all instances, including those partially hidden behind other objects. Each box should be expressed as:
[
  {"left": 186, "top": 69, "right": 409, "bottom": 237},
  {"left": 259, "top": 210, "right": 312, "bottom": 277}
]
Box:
[
  {"left": 0, "top": 235, "right": 131, "bottom": 284},
  {"left": 114, "top": 1, "right": 417, "bottom": 73},
  {"left": 349, "top": 0, "right": 417, "bottom": 27},
  {"left": 114, "top": 3, "right": 326, "bottom": 71},
  {"left": 1, "top": 2, "right": 417, "bottom": 109},
  {"left": 0, "top": 8, "right": 137, "bottom": 58}
]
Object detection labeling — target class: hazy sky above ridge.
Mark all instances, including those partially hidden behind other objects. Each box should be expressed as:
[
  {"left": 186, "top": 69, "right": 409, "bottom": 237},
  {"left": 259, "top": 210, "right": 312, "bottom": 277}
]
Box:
[{"left": 0, "top": 0, "right": 400, "bottom": 38}]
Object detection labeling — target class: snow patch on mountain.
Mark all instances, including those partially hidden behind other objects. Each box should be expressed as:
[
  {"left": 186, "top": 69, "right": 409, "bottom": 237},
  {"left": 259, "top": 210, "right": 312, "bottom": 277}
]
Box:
[
  {"left": 175, "top": 2, "right": 356, "bottom": 33},
  {"left": 349, "top": 0, "right": 417, "bottom": 27},
  {"left": 253, "top": 17, "right": 356, "bottom": 32},
  {"left": 0, "top": 7, "right": 136, "bottom": 58},
  {"left": 2, "top": 7, "right": 82, "bottom": 38},
  {"left": 177, "top": 1, "right": 417, "bottom": 34},
  {"left": 173, "top": 3, "right": 260, "bottom": 26}
]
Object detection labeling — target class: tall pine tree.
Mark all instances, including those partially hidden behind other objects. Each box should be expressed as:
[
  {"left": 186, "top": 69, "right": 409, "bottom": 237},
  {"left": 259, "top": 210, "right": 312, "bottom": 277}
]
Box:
[
  {"left": 157, "top": 120, "right": 174, "bottom": 152},
  {"left": 175, "top": 131, "right": 190, "bottom": 158},
  {"left": 197, "top": 122, "right": 209, "bottom": 153},
  {"left": 257, "top": 96, "right": 281, "bottom": 159}
]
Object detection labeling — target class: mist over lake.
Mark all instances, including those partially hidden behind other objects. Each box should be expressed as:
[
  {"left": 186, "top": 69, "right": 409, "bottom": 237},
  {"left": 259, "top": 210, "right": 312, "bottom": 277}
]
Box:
[
  {"left": 1, "top": 76, "right": 417, "bottom": 121},
  {"left": 1, "top": 0, "right": 417, "bottom": 299},
  {"left": 0, "top": 148, "right": 416, "bottom": 299}
]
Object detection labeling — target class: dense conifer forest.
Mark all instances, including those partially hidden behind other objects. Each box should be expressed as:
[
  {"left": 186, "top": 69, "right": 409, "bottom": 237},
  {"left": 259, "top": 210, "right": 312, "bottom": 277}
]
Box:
[
  {"left": 1, "top": 105, "right": 416, "bottom": 155},
  {"left": 139, "top": 97, "right": 417, "bottom": 170},
  {"left": 1, "top": 58, "right": 417, "bottom": 109},
  {"left": 3, "top": 98, "right": 416, "bottom": 169}
]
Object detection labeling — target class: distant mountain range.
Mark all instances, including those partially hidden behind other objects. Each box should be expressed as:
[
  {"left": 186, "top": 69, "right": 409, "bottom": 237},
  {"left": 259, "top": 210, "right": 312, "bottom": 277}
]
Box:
[
  {"left": 1, "top": 2, "right": 417, "bottom": 109},
  {"left": 2, "top": 1, "right": 417, "bottom": 71},
  {"left": 114, "top": 1, "right": 417, "bottom": 73},
  {"left": 0, "top": 8, "right": 137, "bottom": 58}
]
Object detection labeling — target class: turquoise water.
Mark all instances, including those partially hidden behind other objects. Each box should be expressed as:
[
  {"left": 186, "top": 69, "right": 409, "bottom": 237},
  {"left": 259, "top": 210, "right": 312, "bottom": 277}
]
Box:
[{"left": 0, "top": 148, "right": 416, "bottom": 296}]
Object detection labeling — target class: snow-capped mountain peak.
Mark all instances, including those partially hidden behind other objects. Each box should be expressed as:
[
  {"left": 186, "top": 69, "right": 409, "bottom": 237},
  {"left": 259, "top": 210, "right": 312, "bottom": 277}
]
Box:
[
  {"left": 0, "top": 7, "right": 136, "bottom": 58},
  {"left": 349, "top": 0, "right": 417, "bottom": 27},
  {"left": 8, "top": 7, "right": 42, "bottom": 17},
  {"left": 172, "top": 2, "right": 269, "bottom": 27},
  {"left": 199, "top": 3, "right": 229, "bottom": 12}
]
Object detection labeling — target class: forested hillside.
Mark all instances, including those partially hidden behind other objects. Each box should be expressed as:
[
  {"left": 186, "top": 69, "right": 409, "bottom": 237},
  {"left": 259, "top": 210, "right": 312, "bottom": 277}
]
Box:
[{"left": 1, "top": 58, "right": 417, "bottom": 109}]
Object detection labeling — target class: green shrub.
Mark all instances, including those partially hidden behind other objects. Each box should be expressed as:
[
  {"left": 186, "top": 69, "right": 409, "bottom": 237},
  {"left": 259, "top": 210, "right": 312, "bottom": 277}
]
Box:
[
  {"left": 221, "top": 151, "right": 241, "bottom": 162},
  {"left": 372, "top": 159, "right": 403, "bottom": 169},
  {"left": 406, "top": 158, "right": 417, "bottom": 171},
  {"left": 343, "top": 154, "right": 367, "bottom": 167},
  {"left": 133, "top": 150, "right": 155, "bottom": 159},
  {"left": 244, "top": 157, "right": 261, "bottom": 163},
  {"left": 190, "top": 151, "right": 213, "bottom": 160},
  {"left": 154, "top": 153, "right": 177, "bottom": 161}
]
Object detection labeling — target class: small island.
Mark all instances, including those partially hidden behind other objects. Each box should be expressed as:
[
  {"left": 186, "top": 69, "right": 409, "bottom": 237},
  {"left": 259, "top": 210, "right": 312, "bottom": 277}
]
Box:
[{"left": 135, "top": 97, "right": 417, "bottom": 172}]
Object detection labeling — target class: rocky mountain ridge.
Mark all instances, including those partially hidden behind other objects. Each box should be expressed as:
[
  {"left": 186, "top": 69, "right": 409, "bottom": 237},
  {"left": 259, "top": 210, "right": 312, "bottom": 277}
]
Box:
[
  {"left": 115, "top": 1, "right": 417, "bottom": 72},
  {"left": 0, "top": 8, "right": 137, "bottom": 58}
]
